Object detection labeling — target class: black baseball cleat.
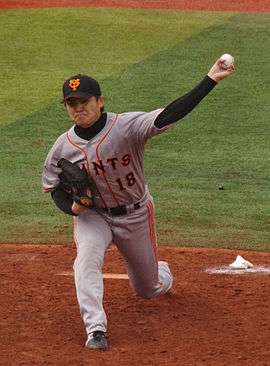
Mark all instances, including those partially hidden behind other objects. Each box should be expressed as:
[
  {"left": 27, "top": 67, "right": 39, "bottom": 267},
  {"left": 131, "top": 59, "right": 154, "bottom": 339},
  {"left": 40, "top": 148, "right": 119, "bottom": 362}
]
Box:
[{"left": 85, "top": 331, "right": 109, "bottom": 350}]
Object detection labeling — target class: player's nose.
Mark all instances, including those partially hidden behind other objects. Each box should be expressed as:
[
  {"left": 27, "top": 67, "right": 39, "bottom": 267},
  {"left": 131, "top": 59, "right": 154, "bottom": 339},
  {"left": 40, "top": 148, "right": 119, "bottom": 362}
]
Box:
[{"left": 73, "top": 102, "right": 84, "bottom": 111}]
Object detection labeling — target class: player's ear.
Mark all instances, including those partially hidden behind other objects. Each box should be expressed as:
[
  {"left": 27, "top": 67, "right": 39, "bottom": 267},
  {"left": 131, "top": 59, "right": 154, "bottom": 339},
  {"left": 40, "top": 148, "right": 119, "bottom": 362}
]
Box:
[
  {"left": 98, "top": 96, "right": 105, "bottom": 112},
  {"left": 98, "top": 96, "right": 105, "bottom": 107}
]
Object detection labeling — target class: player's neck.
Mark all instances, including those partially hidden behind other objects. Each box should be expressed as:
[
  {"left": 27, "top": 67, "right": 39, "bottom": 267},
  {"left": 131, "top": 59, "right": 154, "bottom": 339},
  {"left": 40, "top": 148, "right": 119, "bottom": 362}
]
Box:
[{"left": 74, "top": 113, "right": 107, "bottom": 141}]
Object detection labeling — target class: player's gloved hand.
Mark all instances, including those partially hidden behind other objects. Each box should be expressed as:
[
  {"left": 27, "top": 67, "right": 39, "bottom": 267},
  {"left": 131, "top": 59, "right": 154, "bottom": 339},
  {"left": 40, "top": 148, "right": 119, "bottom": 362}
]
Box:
[
  {"left": 57, "top": 158, "right": 93, "bottom": 208},
  {"left": 208, "top": 57, "right": 235, "bottom": 82}
]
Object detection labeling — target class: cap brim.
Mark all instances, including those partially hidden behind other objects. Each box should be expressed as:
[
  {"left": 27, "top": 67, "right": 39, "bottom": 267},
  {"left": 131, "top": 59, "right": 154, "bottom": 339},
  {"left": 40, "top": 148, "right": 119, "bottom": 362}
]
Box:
[{"left": 64, "top": 92, "right": 94, "bottom": 100}]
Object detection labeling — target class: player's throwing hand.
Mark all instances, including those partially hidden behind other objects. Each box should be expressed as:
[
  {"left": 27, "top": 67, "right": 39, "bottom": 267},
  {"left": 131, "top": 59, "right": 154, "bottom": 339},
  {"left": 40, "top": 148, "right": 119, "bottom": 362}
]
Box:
[{"left": 208, "top": 54, "right": 235, "bottom": 82}]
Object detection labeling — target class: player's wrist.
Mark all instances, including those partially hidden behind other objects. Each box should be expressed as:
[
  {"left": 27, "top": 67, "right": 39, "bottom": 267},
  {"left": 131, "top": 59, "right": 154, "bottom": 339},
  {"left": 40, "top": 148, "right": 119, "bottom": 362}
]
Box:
[{"left": 207, "top": 73, "right": 219, "bottom": 83}]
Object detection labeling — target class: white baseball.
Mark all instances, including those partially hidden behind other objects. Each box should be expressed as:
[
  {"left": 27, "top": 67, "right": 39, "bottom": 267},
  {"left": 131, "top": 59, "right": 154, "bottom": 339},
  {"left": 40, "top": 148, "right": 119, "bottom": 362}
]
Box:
[{"left": 220, "top": 53, "right": 234, "bottom": 68}]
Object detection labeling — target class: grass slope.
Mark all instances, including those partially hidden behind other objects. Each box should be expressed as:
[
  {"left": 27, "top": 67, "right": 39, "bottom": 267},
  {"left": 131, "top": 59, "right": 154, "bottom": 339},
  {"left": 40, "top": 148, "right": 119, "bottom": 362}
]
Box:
[
  {"left": 0, "top": 7, "right": 229, "bottom": 126},
  {"left": 0, "top": 9, "right": 269, "bottom": 250}
]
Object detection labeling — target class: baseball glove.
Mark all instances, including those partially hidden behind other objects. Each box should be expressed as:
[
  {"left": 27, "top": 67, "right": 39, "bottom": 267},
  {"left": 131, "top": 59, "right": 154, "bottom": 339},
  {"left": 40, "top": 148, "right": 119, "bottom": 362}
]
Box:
[{"left": 57, "top": 158, "right": 93, "bottom": 207}]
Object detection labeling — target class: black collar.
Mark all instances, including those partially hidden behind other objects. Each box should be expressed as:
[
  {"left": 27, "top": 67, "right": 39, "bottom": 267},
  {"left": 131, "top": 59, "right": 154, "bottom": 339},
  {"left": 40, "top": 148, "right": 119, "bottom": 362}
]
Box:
[{"left": 74, "top": 113, "right": 107, "bottom": 141}]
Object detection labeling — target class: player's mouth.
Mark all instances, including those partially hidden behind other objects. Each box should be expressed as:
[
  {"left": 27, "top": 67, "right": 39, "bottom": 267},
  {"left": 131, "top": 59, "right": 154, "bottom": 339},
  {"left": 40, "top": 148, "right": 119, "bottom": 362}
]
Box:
[{"left": 74, "top": 113, "right": 88, "bottom": 120}]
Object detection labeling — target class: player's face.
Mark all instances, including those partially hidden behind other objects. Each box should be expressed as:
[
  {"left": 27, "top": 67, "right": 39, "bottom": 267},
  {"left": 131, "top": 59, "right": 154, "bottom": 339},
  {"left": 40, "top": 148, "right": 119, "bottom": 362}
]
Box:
[{"left": 65, "top": 96, "right": 105, "bottom": 128}]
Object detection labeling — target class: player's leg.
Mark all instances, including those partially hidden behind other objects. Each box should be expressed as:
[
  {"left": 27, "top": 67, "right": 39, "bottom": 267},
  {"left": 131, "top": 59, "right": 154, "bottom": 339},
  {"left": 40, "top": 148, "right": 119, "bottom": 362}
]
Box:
[
  {"left": 73, "top": 209, "right": 112, "bottom": 340},
  {"left": 113, "top": 198, "right": 173, "bottom": 299}
]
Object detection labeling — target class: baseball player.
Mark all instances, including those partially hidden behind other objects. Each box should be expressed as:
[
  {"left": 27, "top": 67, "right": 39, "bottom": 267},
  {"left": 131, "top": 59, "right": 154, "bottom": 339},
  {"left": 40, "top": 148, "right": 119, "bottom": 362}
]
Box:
[{"left": 42, "top": 57, "right": 234, "bottom": 350}]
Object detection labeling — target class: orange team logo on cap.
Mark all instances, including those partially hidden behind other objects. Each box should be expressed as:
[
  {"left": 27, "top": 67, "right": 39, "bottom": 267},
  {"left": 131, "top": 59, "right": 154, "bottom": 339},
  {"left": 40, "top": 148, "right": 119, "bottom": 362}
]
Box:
[{"left": 69, "top": 79, "right": 80, "bottom": 91}]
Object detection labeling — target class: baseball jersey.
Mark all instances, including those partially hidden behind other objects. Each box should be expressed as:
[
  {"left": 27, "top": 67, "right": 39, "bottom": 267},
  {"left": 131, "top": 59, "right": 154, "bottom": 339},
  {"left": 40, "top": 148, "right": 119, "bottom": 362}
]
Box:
[{"left": 42, "top": 109, "right": 173, "bottom": 209}]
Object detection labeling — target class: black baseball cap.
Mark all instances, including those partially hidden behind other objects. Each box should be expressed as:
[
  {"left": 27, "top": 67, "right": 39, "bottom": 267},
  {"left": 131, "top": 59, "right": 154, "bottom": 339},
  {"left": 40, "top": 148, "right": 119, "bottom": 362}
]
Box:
[{"left": 63, "top": 74, "right": 101, "bottom": 100}]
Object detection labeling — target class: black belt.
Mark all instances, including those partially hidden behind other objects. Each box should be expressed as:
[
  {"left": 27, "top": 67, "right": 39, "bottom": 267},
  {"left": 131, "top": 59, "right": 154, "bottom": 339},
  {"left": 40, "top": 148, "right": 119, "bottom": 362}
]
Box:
[{"left": 101, "top": 202, "right": 141, "bottom": 216}]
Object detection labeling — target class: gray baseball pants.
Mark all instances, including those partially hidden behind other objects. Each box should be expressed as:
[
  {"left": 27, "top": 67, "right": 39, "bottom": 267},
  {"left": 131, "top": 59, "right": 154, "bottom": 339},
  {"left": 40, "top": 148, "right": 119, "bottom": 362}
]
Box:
[{"left": 73, "top": 195, "right": 173, "bottom": 336}]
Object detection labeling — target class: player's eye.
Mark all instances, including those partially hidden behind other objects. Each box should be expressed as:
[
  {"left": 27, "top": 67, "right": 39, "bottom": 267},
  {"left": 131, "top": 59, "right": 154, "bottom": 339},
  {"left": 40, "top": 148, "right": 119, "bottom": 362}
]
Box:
[
  {"left": 81, "top": 98, "right": 90, "bottom": 105},
  {"left": 65, "top": 99, "right": 78, "bottom": 107},
  {"left": 66, "top": 98, "right": 90, "bottom": 107}
]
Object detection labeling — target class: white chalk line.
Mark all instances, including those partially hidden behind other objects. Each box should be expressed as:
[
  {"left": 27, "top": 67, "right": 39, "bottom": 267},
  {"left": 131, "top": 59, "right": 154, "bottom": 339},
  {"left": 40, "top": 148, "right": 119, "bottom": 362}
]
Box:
[
  {"left": 57, "top": 271, "right": 129, "bottom": 279},
  {"left": 206, "top": 265, "right": 270, "bottom": 275}
]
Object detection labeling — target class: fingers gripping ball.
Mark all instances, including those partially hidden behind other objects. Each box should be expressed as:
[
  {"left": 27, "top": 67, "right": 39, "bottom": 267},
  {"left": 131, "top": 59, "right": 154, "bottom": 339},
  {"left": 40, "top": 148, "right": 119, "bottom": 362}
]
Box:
[
  {"left": 57, "top": 158, "right": 93, "bottom": 207},
  {"left": 220, "top": 53, "right": 234, "bottom": 69}
]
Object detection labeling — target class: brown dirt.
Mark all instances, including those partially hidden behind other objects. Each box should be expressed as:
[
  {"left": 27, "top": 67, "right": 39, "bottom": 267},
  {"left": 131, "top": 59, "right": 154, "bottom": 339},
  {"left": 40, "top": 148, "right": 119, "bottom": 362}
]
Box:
[
  {"left": 0, "top": 244, "right": 269, "bottom": 366},
  {"left": 0, "top": 0, "right": 270, "bottom": 12}
]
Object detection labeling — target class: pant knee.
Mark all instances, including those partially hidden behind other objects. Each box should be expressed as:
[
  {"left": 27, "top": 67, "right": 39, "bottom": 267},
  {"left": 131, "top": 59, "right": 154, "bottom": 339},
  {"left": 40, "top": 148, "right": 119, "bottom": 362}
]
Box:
[
  {"left": 133, "top": 277, "right": 172, "bottom": 299},
  {"left": 135, "top": 288, "right": 155, "bottom": 299}
]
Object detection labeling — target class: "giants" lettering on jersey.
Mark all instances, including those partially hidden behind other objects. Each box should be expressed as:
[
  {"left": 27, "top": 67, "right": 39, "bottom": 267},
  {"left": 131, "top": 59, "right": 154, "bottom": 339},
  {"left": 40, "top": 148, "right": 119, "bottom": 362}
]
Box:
[{"left": 92, "top": 154, "right": 131, "bottom": 175}]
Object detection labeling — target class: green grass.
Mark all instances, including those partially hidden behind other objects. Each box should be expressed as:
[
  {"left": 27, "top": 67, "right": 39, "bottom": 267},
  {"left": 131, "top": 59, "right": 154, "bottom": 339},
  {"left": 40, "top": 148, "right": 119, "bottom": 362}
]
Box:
[
  {"left": 0, "top": 7, "right": 230, "bottom": 127},
  {"left": 0, "top": 8, "right": 269, "bottom": 251}
]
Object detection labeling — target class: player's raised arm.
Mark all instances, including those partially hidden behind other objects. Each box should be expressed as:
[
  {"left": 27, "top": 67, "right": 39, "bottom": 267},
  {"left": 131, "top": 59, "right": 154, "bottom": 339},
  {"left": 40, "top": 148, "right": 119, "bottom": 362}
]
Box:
[{"left": 154, "top": 54, "right": 235, "bottom": 129}]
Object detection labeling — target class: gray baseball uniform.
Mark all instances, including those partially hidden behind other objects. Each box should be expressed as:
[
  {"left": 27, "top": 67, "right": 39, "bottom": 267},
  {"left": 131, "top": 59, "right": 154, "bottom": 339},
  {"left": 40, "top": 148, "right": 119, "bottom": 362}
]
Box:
[
  {"left": 42, "top": 109, "right": 174, "bottom": 336},
  {"left": 42, "top": 70, "right": 219, "bottom": 348}
]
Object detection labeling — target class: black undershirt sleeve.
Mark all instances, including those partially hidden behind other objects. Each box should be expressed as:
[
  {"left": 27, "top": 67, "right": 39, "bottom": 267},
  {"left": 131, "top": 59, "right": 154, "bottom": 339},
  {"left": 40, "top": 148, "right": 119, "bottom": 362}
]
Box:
[
  {"left": 51, "top": 187, "right": 77, "bottom": 216},
  {"left": 154, "top": 75, "right": 217, "bottom": 128}
]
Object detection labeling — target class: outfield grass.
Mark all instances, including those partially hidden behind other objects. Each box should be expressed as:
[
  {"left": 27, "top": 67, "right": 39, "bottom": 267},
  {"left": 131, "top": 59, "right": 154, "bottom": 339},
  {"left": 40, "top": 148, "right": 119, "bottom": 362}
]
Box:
[
  {"left": 0, "top": 7, "right": 230, "bottom": 127},
  {"left": 0, "top": 8, "right": 269, "bottom": 250}
]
